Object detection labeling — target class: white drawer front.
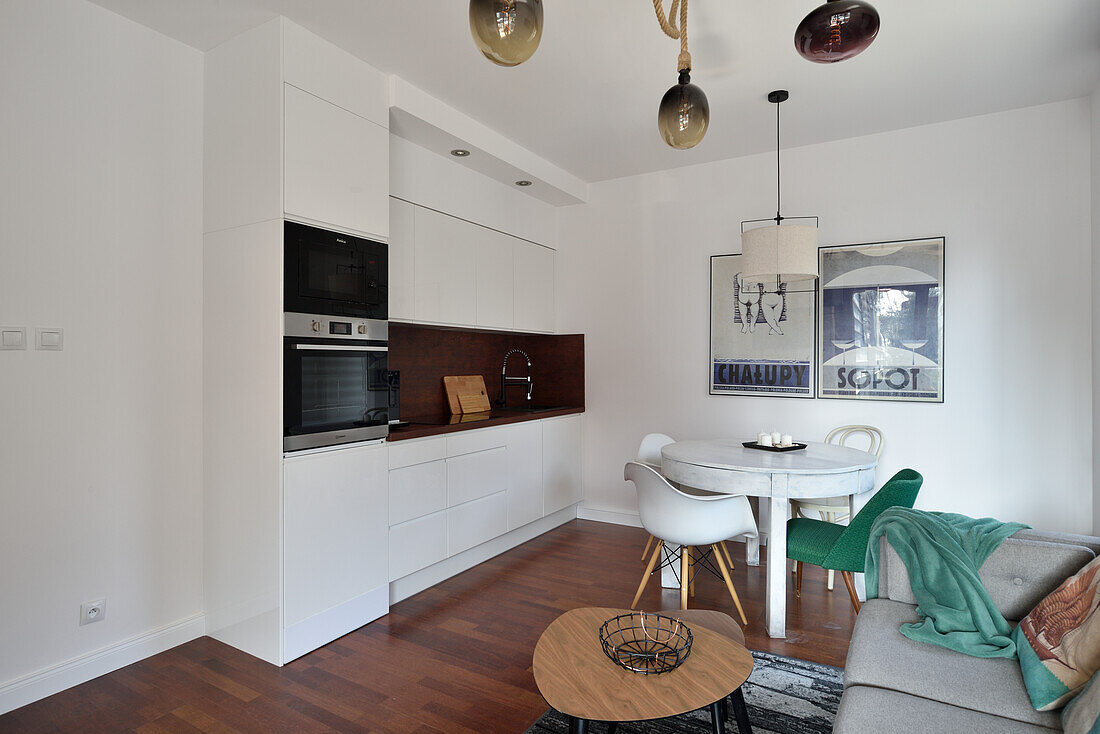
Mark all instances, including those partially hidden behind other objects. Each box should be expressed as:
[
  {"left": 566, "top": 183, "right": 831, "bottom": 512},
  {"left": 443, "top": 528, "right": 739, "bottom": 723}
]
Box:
[
  {"left": 447, "top": 447, "right": 508, "bottom": 507},
  {"left": 389, "top": 511, "right": 447, "bottom": 581},
  {"left": 447, "top": 492, "right": 508, "bottom": 557},
  {"left": 389, "top": 459, "right": 447, "bottom": 525},
  {"left": 389, "top": 436, "right": 447, "bottom": 469},
  {"left": 446, "top": 426, "right": 507, "bottom": 457}
]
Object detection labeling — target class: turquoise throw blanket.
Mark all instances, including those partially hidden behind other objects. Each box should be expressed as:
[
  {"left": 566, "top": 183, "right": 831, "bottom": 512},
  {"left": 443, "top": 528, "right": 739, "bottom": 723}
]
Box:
[{"left": 865, "top": 507, "right": 1030, "bottom": 659}]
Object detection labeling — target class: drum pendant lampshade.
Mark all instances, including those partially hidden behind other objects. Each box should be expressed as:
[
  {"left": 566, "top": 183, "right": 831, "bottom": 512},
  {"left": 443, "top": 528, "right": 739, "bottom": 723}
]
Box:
[{"left": 740, "top": 224, "right": 818, "bottom": 283}]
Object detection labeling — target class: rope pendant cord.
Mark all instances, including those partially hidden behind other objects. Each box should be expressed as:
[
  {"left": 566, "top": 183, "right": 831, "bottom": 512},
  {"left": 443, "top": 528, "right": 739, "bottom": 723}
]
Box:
[{"left": 653, "top": 0, "right": 691, "bottom": 71}]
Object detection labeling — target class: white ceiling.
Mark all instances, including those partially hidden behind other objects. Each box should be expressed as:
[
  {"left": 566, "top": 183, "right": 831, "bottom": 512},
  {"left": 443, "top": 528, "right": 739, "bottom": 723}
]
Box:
[{"left": 90, "top": 0, "right": 1100, "bottom": 183}]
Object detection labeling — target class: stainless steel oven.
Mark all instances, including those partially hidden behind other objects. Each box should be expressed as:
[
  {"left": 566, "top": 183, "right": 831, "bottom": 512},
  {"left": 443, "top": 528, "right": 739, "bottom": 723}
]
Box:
[{"left": 283, "top": 312, "right": 397, "bottom": 452}]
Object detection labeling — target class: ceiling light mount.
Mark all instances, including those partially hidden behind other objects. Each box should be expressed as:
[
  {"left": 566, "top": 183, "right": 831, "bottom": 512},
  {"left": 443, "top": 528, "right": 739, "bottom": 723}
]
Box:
[
  {"left": 450, "top": 149, "right": 471, "bottom": 157},
  {"left": 515, "top": 180, "right": 533, "bottom": 187}
]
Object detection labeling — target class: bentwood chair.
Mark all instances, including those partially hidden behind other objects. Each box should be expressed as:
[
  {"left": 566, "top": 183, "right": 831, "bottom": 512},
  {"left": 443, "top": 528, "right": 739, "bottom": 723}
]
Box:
[
  {"left": 790, "top": 425, "right": 886, "bottom": 590},
  {"left": 625, "top": 462, "right": 758, "bottom": 624},
  {"left": 788, "top": 468, "right": 922, "bottom": 613}
]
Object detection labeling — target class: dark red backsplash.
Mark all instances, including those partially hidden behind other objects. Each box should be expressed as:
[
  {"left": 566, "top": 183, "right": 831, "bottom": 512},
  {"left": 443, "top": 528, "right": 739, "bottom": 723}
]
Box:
[{"left": 388, "top": 322, "right": 585, "bottom": 419}]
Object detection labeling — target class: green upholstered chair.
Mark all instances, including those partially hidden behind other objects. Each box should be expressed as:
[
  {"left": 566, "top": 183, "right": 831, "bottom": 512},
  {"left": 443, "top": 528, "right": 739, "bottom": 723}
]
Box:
[{"left": 788, "top": 468, "right": 923, "bottom": 612}]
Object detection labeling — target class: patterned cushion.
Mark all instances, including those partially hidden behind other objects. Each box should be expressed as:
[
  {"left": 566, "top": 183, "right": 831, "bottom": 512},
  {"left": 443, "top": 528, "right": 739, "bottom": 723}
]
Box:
[
  {"left": 1015, "top": 555, "right": 1100, "bottom": 711},
  {"left": 787, "top": 517, "right": 846, "bottom": 566}
]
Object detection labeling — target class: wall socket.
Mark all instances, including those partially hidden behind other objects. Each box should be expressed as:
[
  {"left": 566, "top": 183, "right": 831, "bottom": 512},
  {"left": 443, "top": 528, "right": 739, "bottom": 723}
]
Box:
[{"left": 80, "top": 598, "right": 106, "bottom": 626}]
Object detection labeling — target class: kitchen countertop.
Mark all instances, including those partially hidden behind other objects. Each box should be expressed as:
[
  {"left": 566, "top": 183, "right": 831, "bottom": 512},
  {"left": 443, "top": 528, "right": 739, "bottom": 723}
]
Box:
[{"left": 387, "top": 406, "right": 584, "bottom": 441}]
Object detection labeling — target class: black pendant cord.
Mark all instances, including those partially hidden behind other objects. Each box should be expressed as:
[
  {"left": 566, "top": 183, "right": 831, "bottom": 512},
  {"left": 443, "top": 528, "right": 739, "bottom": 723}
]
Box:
[{"left": 776, "top": 98, "right": 782, "bottom": 225}]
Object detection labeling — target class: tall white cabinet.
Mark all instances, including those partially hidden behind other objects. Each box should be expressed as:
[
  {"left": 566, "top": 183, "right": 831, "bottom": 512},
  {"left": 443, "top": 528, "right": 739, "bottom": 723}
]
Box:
[{"left": 203, "top": 17, "right": 391, "bottom": 666}]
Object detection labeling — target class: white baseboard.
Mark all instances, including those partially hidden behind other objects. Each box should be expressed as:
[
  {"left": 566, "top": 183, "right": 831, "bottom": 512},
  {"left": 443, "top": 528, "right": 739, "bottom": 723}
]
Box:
[
  {"left": 283, "top": 585, "right": 388, "bottom": 664},
  {"left": 0, "top": 613, "right": 206, "bottom": 715},
  {"left": 576, "top": 506, "right": 642, "bottom": 528},
  {"left": 389, "top": 504, "right": 578, "bottom": 604}
]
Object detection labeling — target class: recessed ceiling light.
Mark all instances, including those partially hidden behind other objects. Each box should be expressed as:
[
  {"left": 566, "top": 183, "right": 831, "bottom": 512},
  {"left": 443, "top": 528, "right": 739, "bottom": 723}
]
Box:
[
  {"left": 450, "top": 149, "right": 470, "bottom": 157},
  {"left": 515, "top": 180, "right": 533, "bottom": 187}
]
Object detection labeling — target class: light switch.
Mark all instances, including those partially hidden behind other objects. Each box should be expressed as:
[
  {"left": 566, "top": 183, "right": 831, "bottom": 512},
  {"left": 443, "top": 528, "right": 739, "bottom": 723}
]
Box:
[
  {"left": 1, "top": 327, "right": 26, "bottom": 350},
  {"left": 35, "top": 327, "right": 63, "bottom": 351}
]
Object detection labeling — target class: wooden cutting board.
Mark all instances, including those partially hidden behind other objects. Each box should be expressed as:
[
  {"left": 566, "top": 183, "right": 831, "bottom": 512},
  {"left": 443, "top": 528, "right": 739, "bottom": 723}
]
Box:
[{"left": 443, "top": 375, "right": 491, "bottom": 415}]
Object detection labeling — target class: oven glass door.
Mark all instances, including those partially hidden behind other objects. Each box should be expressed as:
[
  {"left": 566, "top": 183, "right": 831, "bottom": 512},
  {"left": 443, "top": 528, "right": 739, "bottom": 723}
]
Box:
[{"left": 284, "top": 339, "right": 392, "bottom": 451}]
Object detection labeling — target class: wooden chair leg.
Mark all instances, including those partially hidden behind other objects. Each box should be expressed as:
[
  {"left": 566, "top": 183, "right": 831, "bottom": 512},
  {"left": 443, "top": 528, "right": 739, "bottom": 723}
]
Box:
[
  {"left": 841, "top": 570, "right": 862, "bottom": 613},
  {"left": 641, "top": 534, "right": 655, "bottom": 562},
  {"left": 680, "top": 546, "right": 690, "bottom": 610},
  {"left": 795, "top": 561, "right": 803, "bottom": 597},
  {"left": 720, "top": 541, "right": 735, "bottom": 571},
  {"left": 689, "top": 546, "right": 696, "bottom": 598},
  {"left": 630, "top": 540, "right": 664, "bottom": 609},
  {"left": 712, "top": 544, "right": 748, "bottom": 626}
]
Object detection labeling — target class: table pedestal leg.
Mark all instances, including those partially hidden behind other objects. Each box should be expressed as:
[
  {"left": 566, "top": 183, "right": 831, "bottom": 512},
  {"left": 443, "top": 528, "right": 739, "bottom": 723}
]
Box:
[
  {"left": 745, "top": 536, "right": 760, "bottom": 567},
  {"left": 765, "top": 476, "right": 788, "bottom": 638},
  {"left": 567, "top": 716, "right": 588, "bottom": 734},
  {"left": 731, "top": 688, "right": 753, "bottom": 733}
]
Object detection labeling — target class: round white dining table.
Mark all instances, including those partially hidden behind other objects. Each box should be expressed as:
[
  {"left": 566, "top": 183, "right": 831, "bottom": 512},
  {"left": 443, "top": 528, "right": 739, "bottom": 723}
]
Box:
[{"left": 661, "top": 440, "right": 878, "bottom": 638}]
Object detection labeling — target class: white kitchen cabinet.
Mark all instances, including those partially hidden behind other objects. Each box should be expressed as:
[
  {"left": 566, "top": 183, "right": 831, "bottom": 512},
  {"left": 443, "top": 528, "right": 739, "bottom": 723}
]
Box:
[
  {"left": 284, "top": 84, "right": 389, "bottom": 240},
  {"left": 413, "top": 206, "right": 477, "bottom": 325},
  {"left": 476, "top": 228, "right": 514, "bottom": 330},
  {"left": 543, "top": 415, "right": 583, "bottom": 514},
  {"left": 447, "top": 447, "right": 508, "bottom": 507},
  {"left": 448, "top": 491, "right": 508, "bottom": 556},
  {"left": 389, "top": 459, "right": 446, "bottom": 526},
  {"left": 514, "top": 240, "right": 555, "bottom": 333},
  {"left": 282, "top": 442, "right": 388, "bottom": 662},
  {"left": 507, "top": 421, "right": 543, "bottom": 529},
  {"left": 389, "top": 198, "right": 415, "bottom": 320},
  {"left": 389, "top": 511, "right": 447, "bottom": 582}
]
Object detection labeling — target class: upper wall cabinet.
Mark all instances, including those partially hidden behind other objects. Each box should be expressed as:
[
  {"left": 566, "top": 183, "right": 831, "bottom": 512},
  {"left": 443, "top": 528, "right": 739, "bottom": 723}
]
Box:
[
  {"left": 284, "top": 85, "right": 389, "bottom": 241},
  {"left": 514, "top": 240, "right": 555, "bottom": 333},
  {"left": 393, "top": 198, "right": 554, "bottom": 333},
  {"left": 204, "top": 18, "right": 389, "bottom": 239}
]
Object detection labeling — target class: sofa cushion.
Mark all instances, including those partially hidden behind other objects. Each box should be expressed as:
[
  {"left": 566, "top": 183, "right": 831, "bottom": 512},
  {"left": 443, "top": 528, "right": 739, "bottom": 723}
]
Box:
[
  {"left": 835, "top": 685, "right": 1059, "bottom": 733},
  {"left": 876, "top": 534, "right": 1096, "bottom": 621},
  {"left": 844, "top": 599, "right": 1061, "bottom": 729},
  {"left": 1015, "top": 555, "right": 1100, "bottom": 711}
]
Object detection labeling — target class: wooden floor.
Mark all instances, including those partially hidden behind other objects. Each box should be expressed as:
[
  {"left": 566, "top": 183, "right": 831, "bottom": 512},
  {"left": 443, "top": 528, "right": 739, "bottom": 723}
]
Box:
[{"left": 0, "top": 520, "right": 856, "bottom": 733}]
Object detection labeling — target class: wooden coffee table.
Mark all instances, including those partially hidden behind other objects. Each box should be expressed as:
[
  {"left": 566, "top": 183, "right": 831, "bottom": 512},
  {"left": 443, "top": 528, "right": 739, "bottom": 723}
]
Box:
[{"left": 532, "top": 607, "right": 754, "bottom": 733}]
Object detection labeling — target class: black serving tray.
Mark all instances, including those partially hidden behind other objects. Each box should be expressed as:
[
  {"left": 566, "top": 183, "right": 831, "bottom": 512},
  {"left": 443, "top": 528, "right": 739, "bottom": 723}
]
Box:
[{"left": 742, "top": 441, "right": 807, "bottom": 452}]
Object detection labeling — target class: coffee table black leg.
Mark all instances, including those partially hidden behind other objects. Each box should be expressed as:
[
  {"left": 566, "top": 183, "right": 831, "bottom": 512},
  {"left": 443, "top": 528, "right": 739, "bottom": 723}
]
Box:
[
  {"left": 708, "top": 701, "right": 724, "bottom": 734},
  {"left": 606, "top": 723, "right": 618, "bottom": 734},
  {"left": 567, "top": 716, "right": 588, "bottom": 734},
  {"left": 719, "top": 696, "right": 728, "bottom": 724},
  {"left": 730, "top": 687, "right": 753, "bottom": 733}
]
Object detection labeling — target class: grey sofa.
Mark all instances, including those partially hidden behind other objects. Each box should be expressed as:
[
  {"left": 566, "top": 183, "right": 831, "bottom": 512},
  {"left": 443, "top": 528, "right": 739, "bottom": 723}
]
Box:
[{"left": 834, "top": 529, "right": 1100, "bottom": 733}]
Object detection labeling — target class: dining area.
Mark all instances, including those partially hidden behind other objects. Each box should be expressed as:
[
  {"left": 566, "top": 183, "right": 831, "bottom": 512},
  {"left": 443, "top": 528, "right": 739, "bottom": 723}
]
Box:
[{"left": 623, "top": 425, "right": 922, "bottom": 638}]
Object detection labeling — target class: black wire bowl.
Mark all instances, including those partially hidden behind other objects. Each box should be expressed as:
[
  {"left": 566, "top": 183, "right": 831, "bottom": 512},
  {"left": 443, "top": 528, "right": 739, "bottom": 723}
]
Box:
[{"left": 598, "top": 612, "right": 693, "bottom": 675}]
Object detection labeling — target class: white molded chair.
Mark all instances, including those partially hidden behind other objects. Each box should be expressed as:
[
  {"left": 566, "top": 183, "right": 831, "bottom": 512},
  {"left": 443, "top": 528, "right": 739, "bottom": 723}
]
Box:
[
  {"left": 790, "top": 425, "right": 885, "bottom": 590},
  {"left": 625, "top": 462, "right": 758, "bottom": 624},
  {"left": 637, "top": 432, "right": 675, "bottom": 468}
]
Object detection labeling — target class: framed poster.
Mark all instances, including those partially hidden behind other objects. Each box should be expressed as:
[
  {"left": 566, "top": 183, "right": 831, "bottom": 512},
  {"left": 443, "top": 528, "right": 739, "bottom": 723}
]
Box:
[
  {"left": 817, "top": 237, "right": 945, "bottom": 402},
  {"left": 710, "top": 254, "right": 816, "bottom": 398}
]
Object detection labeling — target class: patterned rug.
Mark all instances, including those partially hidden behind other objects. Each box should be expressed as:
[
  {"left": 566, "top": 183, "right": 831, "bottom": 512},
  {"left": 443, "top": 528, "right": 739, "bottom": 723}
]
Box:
[{"left": 524, "top": 651, "right": 843, "bottom": 734}]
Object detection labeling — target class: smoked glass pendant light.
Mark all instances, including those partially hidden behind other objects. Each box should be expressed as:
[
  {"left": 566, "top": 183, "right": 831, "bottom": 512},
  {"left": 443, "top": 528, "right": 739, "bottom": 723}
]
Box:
[
  {"left": 795, "top": 0, "right": 880, "bottom": 63},
  {"left": 740, "top": 91, "right": 819, "bottom": 283},
  {"left": 654, "top": 0, "right": 709, "bottom": 149},
  {"left": 469, "top": 0, "right": 543, "bottom": 67}
]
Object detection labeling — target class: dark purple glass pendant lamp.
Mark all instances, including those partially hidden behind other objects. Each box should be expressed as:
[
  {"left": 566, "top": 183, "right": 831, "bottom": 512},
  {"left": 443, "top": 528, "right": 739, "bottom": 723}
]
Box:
[{"left": 795, "top": 0, "right": 880, "bottom": 63}]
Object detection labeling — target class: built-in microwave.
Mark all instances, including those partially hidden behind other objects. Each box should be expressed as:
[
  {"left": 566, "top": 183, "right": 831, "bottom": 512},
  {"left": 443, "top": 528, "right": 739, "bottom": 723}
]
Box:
[
  {"left": 283, "top": 313, "right": 398, "bottom": 452},
  {"left": 284, "top": 221, "right": 387, "bottom": 320}
]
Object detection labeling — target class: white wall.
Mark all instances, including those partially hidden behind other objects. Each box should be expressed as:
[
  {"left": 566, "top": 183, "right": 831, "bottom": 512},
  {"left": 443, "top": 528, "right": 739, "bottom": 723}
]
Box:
[
  {"left": 1093, "top": 89, "right": 1100, "bottom": 535},
  {"left": 559, "top": 99, "right": 1093, "bottom": 534},
  {"left": 0, "top": 0, "right": 204, "bottom": 707},
  {"left": 390, "top": 134, "right": 557, "bottom": 247}
]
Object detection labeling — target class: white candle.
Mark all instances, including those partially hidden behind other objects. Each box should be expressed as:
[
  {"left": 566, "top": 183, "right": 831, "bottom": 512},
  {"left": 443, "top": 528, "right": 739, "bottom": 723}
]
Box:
[
  {"left": 781, "top": 434, "right": 793, "bottom": 447},
  {"left": 771, "top": 431, "right": 781, "bottom": 445},
  {"left": 759, "top": 434, "right": 773, "bottom": 447}
]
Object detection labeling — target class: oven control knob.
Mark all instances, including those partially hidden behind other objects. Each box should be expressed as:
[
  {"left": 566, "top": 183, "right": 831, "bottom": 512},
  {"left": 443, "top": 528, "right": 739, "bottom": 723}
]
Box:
[
  {"left": 358, "top": 324, "right": 368, "bottom": 335},
  {"left": 311, "top": 320, "right": 322, "bottom": 332}
]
